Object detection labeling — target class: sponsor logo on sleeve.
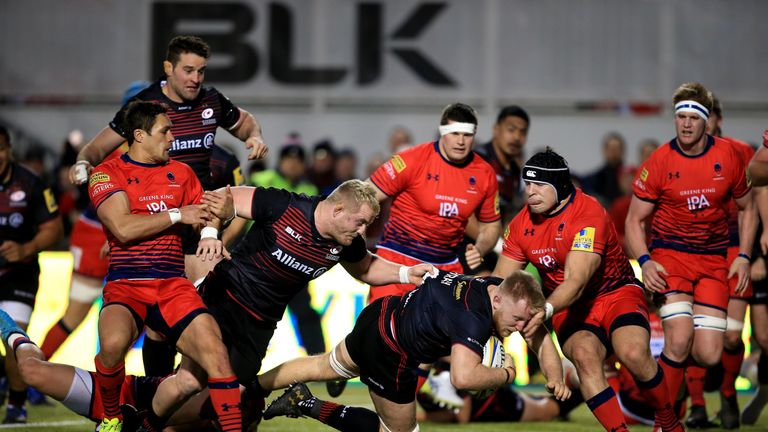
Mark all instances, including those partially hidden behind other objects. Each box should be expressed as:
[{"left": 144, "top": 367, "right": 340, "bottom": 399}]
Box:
[
  {"left": 92, "top": 183, "right": 115, "bottom": 196},
  {"left": 43, "top": 188, "right": 58, "bottom": 213},
  {"left": 89, "top": 172, "right": 110, "bottom": 186},
  {"left": 571, "top": 227, "right": 595, "bottom": 252},
  {"left": 391, "top": 155, "right": 406, "bottom": 173},
  {"left": 640, "top": 168, "right": 649, "bottom": 181},
  {"left": 494, "top": 192, "right": 500, "bottom": 215}
]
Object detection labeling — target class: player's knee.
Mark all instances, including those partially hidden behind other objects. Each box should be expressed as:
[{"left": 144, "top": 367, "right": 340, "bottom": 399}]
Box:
[
  {"left": 379, "top": 418, "right": 418, "bottom": 432},
  {"left": 616, "top": 343, "right": 652, "bottom": 369},
  {"left": 174, "top": 369, "right": 206, "bottom": 396},
  {"left": 723, "top": 330, "right": 742, "bottom": 349},
  {"left": 568, "top": 345, "right": 603, "bottom": 375}
]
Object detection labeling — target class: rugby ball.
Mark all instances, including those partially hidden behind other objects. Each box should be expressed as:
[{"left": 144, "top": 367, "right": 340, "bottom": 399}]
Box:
[{"left": 481, "top": 335, "right": 506, "bottom": 369}]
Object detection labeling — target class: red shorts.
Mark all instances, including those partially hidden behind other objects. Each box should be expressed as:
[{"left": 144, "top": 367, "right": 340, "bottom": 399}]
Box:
[
  {"left": 727, "top": 246, "right": 753, "bottom": 299},
  {"left": 102, "top": 277, "right": 208, "bottom": 344},
  {"left": 70, "top": 218, "right": 109, "bottom": 279},
  {"left": 368, "top": 248, "right": 464, "bottom": 303},
  {"left": 652, "top": 249, "right": 729, "bottom": 311},
  {"left": 552, "top": 285, "right": 649, "bottom": 350}
]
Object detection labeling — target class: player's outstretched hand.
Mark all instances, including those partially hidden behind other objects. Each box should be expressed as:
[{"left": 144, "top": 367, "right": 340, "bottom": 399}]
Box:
[
  {"left": 68, "top": 160, "right": 93, "bottom": 185},
  {"left": 640, "top": 259, "right": 667, "bottom": 293},
  {"left": 545, "top": 380, "right": 572, "bottom": 401},
  {"left": 196, "top": 238, "right": 231, "bottom": 262},
  {"left": 729, "top": 255, "right": 751, "bottom": 294},
  {"left": 246, "top": 135, "right": 268, "bottom": 160},
  {"left": 464, "top": 243, "right": 483, "bottom": 270},
  {"left": 180, "top": 204, "right": 211, "bottom": 225},
  {"left": 521, "top": 309, "right": 545, "bottom": 340},
  {"left": 202, "top": 186, "right": 234, "bottom": 220},
  {"left": 407, "top": 264, "right": 438, "bottom": 285}
]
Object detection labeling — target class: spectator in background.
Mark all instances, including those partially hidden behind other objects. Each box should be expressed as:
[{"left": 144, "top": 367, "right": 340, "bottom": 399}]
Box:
[
  {"left": 582, "top": 131, "right": 626, "bottom": 208},
  {"left": 322, "top": 147, "right": 358, "bottom": 196},
  {"left": 363, "top": 152, "right": 390, "bottom": 252},
  {"left": 387, "top": 126, "right": 413, "bottom": 154},
  {"left": 307, "top": 139, "right": 337, "bottom": 193},
  {"left": 638, "top": 138, "right": 660, "bottom": 165},
  {"left": 250, "top": 142, "right": 325, "bottom": 357},
  {"left": 608, "top": 166, "right": 639, "bottom": 254}
]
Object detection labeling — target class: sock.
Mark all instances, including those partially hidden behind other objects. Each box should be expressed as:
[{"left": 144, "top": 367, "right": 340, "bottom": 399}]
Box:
[
  {"left": 208, "top": 376, "right": 242, "bottom": 432},
  {"left": 94, "top": 356, "right": 125, "bottom": 419},
  {"left": 759, "top": 352, "right": 768, "bottom": 385},
  {"left": 40, "top": 319, "right": 72, "bottom": 359},
  {"left": 298, "top": 397, "right": 380, "bottom": 432},
  {"left": 554, "top": 390, "right": 585, "bottom": 418},
  {"left": 585, "top": 386, "right": 629, "bottom": 431},
  {"left": 685, "top": 364, "right": 707, "bottom": 407},
  {"left": 720, "top": 342, "right": 744, "bottom": 398},
  {"left": 141, "top": 408, "right": 166, "bottom": 432},
  {"left": 7, "top": 389, "right": 26, "bottom": 408},
  {"left": 414, "top": 367, "right": 429, "bottom": 394},
  {"left": 637, "top": 365, "right": 681, "bottom": 430},
  {"left": 659, "top": 353, "right": 686, "bottom": 398},
  {"left": 141, "top": 337, "right": 176, "bottom": 377}
]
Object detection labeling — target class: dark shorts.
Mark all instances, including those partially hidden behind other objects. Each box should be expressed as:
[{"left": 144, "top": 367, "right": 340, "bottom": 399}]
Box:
[
  {"left": 751, "top": 275, "right": 768, "bottom": 305},
  {"left": 0, "top": 261, "right": 40, "bottom": 307},
  {"left": 199, "top": 270, "right": 276, "bottom": 383},
  {"left": 470, "top": 386, "right": 526, "bottom": 422},
  {"left": 345, "top": 296, "right": 417, "bottom": 404}
]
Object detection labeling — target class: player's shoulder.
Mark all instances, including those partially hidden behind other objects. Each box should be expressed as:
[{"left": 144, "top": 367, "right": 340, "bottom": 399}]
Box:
[{"left": 574, "top": 189, "right": 607, "bottom": 215}]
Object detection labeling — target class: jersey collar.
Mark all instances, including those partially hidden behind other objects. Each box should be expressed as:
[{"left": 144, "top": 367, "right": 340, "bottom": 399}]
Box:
[
  {"left": 432, "top": 141, "right": 475, "bottom": 168},
  {"left": 121, "top": 153, "right": 165, "bottom": 168},
  {"left": 669, "top": 134, "right": 714, "bottom": 158}
]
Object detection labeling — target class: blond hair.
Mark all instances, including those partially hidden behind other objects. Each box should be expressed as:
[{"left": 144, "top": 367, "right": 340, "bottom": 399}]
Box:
[
  {"left": 499, "top": 270, "right": 545, "bottom": 311},
  {"left": 325, "top": 179, "right": 380, "bottom": 215},
  {"left": 672, "top": 82, "right": 714, "bottom": 113}
]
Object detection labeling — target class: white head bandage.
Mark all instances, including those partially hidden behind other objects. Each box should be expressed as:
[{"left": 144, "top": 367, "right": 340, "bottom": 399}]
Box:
[
  {"left": 674, "top": 100, "right": 709, "bottom": 120},
  {"left": 439, "top": 122, "right": 476, "bottom": 136}
]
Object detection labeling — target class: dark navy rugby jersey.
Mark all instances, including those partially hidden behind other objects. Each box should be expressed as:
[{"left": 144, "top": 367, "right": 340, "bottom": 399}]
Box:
[
  {"left": 110, "top": 80, "right": 241, "bottom": 188},
  {"left": 216, "top": 187, "right": 367, "bottom": 322},
  {"left": 0, "top": 163, "right": 60, "bottom": 268},
  {"left": 393, "top": 270, "right": 497, "bottom": 364}
]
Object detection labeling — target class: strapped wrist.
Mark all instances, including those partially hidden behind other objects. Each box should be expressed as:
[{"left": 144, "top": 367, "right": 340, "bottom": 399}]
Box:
[{"left": 200, "top": 226, "right": 218, "bottom": 240}]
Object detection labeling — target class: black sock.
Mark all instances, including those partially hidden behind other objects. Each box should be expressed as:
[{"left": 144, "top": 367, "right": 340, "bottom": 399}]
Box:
[
  {"left": 141, "top": 337, "right": 176, "bottom": 377},
  {"left": 759, "top": 352, "right": 768, "bottom": 385},
  {"left": 298, "top": 398, "right": 380, "bottom": 432},
  {"left": 555, "top": 390, "right": 585, "bottom": 418},
  {"left": 7, "top": 389, "right": 26, "bottom": 407}
]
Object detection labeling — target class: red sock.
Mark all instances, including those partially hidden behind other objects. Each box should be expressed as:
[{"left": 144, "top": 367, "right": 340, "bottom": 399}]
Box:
[
  {"left": 721, "top": 342, "right": 745, "bottom": 398},
  {"left": 94, "top": 355, "right": 125, "bottom": 419},
  {"left": 638, "top": 365, "right": 684, "bottom": 430},
  {"left": 40, "top": 320, "right": 72, "bottom": 359},
  {"left": 208, "top": 376, "right": 242, "bottom": 432},
  {"left": 685, "top": 364, "right": 707, "bottom": 407},
  {"left": 659, "top": 353, "right": 686, "bottom": 397},
  {"left": 585, "top": 387, "right": 629, "bottom": 431}
]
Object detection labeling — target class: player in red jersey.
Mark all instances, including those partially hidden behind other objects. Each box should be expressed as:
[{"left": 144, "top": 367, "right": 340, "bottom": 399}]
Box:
[
  {"left": 494, "top": 149, "right": 683, "bottom": 431},
  {"left": 683, "top": 94, "right": 763, "bottom": 429},
  {"left": 88, "top": 101, "right": 241, "bottom": 431},
  {"left": 626, "top": 82, "right": 757, "bottom": 423},
  {"left": 748, "top": 131, "right": 768, "bottom": 187},
  {"left": 367, "top": 102, "right": 501, "bottom": 301},
  {"left": 70, "top": 36, "right": 267, "bottom": 283}
]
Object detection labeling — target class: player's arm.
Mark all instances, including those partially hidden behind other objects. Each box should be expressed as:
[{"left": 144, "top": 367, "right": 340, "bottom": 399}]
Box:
[
  {"left": 69, "top": 128, "right": 125, "bottom": 184},
  {"left": 340, "top": 252, "right": 435, "bottom": 286},
  {"left": 524, "top": 324, "right": 571, "bottom": 400},
  {"left": 749, "top": 139, "right": 768, "bottom": 187},
  {"left": 733, "top": 189, "right": 758, "bottom": 293},
  {"left": 755, "top": 186, "right": 768, "bottom": 255},
  {"left": 202, "top": 186, "right": 256, "bottom": 221},
  {"left": 0, "top": 217, "right": 63, "bottom": 263},
  {"left": 548, "top": 250, "right": 600, "bottom": 313},
  {"left": 96, "top": 192, "right": 208, "bottom": 243},
  {"left": 449, "top": 343, "right": 514, "bottom": 392},
  {"left": 491, "top": 253, "right": 526, "bottom": 278},
  {"left": 230, "top": 109, "right": 268, "bottom": 160},
  {"left": 473, "top": 220, "right": 501, "bottom": 257},
  {"left": 365, "top": 179, "right": 390, "bottom": 202},
  {"left": 625, "top": 195, "right": 667, "bottom": 292}
]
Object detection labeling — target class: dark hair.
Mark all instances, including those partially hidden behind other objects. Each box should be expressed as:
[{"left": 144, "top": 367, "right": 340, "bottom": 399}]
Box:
[
  {"left": 0, "top": 126, "right": 9, "bottom": 145},
  {"left": 123, "top": 101, "right": 168, "bottom": 145},
  {"left": 523, "top": 147, "right": 575, "bottom": 202},
  {"left": 440, "top": 103, "right": 478, "bottom": 126},
  {"left": 166, "top": 36, "right": 210, "bottom": 65},
  {"left": 496, "top": 105, "right": 530, "bottom": 127}
]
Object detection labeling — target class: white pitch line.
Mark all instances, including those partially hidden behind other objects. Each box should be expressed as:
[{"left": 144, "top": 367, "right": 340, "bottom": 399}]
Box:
[{"left": 0, "top": 419, "right": 90, "bottom": 429}]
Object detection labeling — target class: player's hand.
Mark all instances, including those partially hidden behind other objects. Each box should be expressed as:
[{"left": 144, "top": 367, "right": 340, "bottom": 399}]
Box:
[
  {"left": 729, "top": 255, "right": 751, "bottom": 294},
  {"left": 640, "top": 259, "right": 667, "bottom": 293},
  {"left": 760, "top": 230, "right": 768, "bottom": 256},
  {"left": 752, "top": 257, "right": 767, "bottom": 282},
  {"left": 464, "top": 243, "right": 483, "bottom": 270},
  {"left": 545, "top": 380, "right": 572, "bottom": 401},
  {"left": 202, "top": 186, "right": 234, "bottom": 220},
  {"left": 521, "top": 309, "right": 545, "bottom": 339},
  {"left": 407, "top": 263, "right": 438, "bottom": 285},
  {"left": 180, "top": 205, "right": 211, "bottom": 225},
  {"left": 68, "top": 160, "right": 93, "bottom": 185},
  {"left": 99, "top": 241, "right": 110, "bottom": 259},
  {"left": 196, "top": 238, "right": 231, "bottom": 262},
  {"left": 245, "top": 135, "right": 268, "bottom": 160},
  {"left": 0, "top": 241, "right": 29, "bottom": 263}
]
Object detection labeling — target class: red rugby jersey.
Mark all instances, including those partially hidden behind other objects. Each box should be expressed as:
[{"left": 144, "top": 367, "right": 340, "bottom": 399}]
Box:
[
  {"left": 370, "top": 141, "right": 500, "bottom": 264},
  {"left": 502, "top": 189, "right": 636, "bottom": 299},
  {"left": 88, "top": 154, "right": 203, "bottom": 280},
  {"left": 633, "top": 136, "right": 751, "bottom": 256},
  {"left": 723, "top": 137, "right": 755, "bottom": 246}
]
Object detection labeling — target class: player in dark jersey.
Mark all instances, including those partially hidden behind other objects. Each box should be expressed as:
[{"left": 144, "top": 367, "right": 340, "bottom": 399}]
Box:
[
  {"left": 88, "top": 101, "right": 241, "bottom": 432},
  {"left": 496, "top": 149, "right": 684, "bottom": 432},
  {"left": 626, "top": 82, "right": 756, "bottom": 425},
  {"left": 0, "top": 125, "right": 64, "bottom": 423},
  {"left": 69, "top": 35, "right": 267, "bottom": 283},
  {"left": 257, "top": 270, "right": 568, "bottom": 432}
]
